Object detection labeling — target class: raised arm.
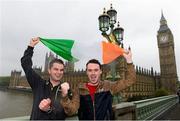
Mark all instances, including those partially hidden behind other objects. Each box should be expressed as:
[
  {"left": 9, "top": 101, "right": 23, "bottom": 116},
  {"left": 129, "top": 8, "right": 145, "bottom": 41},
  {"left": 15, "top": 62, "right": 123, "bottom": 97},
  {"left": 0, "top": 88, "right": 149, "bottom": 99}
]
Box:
[
  {"left": 21, "top": 37, "right": 41, "bottom": 89},
  {"left": 110, "top": 49, "right": 136, "bottom": 94}
]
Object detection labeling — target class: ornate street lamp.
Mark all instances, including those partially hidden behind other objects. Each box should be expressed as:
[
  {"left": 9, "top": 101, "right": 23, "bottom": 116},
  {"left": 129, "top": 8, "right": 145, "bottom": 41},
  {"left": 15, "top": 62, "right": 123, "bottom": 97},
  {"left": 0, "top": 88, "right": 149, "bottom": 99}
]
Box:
[
  {"left": 98, "top": 8, "right": 110, "bottom": 34},
  {"left": 107, "top": 4, "right": 117, "bottom": 29},
  {"left": 98, "top": 4, "right": 124, "bottom": 104},
  {"left": 113, "top": 22, "right": 124, "bottom": 46},
  {"left": 98, "top": 4, "right": 124, "bottom": 81},
  {"left": 98, "top": 4, "right": 124, "bottom": 47}
]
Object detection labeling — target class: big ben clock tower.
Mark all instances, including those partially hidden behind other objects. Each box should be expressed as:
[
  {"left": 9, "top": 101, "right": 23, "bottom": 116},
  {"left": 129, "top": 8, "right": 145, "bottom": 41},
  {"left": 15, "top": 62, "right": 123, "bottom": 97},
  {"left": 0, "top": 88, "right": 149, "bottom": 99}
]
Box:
[{"left": 157, "top": 12, "right": 178, "bottom": 93}]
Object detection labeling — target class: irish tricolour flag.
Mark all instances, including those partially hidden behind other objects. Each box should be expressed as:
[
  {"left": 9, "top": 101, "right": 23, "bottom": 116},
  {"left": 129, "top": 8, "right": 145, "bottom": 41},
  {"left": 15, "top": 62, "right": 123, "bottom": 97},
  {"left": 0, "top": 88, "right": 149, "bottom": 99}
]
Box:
[{"left": 40, "top": 37, "right": 124, "bottom": 64}]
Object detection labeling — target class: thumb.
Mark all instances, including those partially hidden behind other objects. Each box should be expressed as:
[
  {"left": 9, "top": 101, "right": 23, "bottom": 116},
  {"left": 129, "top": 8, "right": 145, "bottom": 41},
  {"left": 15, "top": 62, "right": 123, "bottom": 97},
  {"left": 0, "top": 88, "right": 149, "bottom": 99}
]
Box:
[
  {"left": 46, "top": 98, "right": 51, "bottom": 104},
  {"left": 61, "top": 82, "right": 70, "bottom": 89}
]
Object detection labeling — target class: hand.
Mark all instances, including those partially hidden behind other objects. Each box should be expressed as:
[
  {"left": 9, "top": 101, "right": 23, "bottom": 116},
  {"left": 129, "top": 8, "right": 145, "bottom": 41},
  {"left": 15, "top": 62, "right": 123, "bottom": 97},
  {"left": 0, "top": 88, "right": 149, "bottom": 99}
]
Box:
[
  {"left": 123, "top": 49, "right": 133, "bottom": 64},
  {"left": 61, "top": 82, "right": 70, "bottom": 97},
  {"left": 29, "top": 37, "right": 40, "bottom": 47},
  {"left": 39, "top": 98, "right": 51, "bottom": 112}
]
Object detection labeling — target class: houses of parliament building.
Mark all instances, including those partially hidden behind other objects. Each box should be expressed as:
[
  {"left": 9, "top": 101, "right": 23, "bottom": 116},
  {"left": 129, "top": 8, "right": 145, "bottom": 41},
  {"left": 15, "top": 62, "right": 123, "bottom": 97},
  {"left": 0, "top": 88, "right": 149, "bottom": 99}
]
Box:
[{"left": 9, "top": 13, "right": 178, "bottom": 102}]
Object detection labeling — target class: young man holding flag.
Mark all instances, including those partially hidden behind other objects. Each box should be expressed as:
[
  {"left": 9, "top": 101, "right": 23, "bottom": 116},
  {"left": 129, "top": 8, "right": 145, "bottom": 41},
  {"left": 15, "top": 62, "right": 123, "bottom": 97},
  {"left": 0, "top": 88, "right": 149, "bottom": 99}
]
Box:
[
  {"left": 77, "top": 49, "right": 136, "bottom": 120},
  {"left": 21, "top": 37, "right": 79, "bottom": 120}
]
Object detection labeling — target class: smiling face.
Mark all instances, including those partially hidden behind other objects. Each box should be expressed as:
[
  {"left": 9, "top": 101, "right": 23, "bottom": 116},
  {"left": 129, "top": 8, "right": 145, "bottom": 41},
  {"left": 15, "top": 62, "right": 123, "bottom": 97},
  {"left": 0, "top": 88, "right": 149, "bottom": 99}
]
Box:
[
  {"left": 86, "top": 63, "right": 102, "bottom": 86},
  {"left": 48, "top": 63, "right": 64, "bottom": 82}
]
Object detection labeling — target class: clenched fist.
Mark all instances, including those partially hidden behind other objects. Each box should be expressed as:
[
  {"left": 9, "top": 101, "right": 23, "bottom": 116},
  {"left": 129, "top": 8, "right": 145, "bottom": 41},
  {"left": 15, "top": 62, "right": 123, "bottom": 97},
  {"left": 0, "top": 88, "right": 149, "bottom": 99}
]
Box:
[
  {"left": 123, "top": 49, "right": 133, "bottom": 64},
  {"left": 29, "top": 37, "right": 40, "bottom": 47},
  {"left": 39, "top": 98, "right": 51, "bottom": 112},
  {"left": 61, "top": 82, "right": 70, "bottom": 97}
]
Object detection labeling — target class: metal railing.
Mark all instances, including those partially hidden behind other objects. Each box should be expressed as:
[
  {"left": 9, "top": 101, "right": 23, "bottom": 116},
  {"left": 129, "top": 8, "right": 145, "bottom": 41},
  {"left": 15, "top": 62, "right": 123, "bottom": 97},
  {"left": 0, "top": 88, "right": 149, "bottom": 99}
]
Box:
[{"left": 133, "top": 95, "right": 178, "bottom": 120}]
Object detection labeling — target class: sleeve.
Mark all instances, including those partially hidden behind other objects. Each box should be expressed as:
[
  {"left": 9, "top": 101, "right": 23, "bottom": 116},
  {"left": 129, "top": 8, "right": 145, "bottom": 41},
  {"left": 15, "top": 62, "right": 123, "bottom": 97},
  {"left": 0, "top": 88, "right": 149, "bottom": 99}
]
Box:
[
  {"left": 60, "top": 85, "right": 80, "bottom": 116},
  {"left": 21, "top": 46, "right": 42, "bottom": 89},
  {"left": 110, "top": 63, "right": 136, "bottom": 95}
]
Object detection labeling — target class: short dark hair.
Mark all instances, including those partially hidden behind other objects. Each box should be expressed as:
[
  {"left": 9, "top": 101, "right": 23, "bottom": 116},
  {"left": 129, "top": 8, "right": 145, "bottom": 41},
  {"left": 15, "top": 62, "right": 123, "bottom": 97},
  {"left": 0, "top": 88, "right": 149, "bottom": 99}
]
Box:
[
  {"left": 86, "top": 59, "right": 102, "bottom": 70},
  {"left": 49, "top": 58, "right": 64, "bottom": 69}
]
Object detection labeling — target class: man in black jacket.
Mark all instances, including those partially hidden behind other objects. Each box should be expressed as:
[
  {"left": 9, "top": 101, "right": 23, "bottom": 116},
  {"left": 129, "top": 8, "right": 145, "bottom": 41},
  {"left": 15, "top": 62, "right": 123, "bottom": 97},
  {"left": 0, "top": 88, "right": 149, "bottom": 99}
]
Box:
[{"left": 21, "top": 37, "right": 79, "bottom": 120}]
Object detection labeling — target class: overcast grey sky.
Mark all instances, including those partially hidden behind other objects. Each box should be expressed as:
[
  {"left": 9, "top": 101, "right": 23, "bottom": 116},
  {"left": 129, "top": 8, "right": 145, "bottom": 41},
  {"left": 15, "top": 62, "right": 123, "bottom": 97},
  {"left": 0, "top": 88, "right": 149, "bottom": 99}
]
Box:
[{"left": 0, "top": 0, "right": 180, "bottom": 79}]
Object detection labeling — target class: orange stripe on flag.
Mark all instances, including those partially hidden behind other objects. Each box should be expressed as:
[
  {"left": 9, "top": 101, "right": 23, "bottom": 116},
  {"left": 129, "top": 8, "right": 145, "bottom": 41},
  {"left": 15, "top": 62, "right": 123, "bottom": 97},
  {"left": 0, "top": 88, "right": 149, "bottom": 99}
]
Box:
[{"left": 102, "top": 41, "right": 124, "bottom": 64}]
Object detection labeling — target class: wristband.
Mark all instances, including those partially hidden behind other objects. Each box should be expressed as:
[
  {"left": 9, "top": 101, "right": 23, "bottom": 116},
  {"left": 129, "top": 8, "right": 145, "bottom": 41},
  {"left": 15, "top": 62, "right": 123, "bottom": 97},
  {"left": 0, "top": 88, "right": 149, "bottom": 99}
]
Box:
[{"left": 46, "top": 107, "right": 52, "bottom": 114}]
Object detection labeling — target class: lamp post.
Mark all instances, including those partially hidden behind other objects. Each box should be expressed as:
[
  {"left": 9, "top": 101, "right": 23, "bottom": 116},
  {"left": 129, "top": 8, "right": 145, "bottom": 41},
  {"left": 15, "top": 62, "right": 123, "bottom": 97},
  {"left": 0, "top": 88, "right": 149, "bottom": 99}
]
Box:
[
  {"left": 98, "top": 4, "right": 124, "bottom": 48},
  {"left": 98, "top": 4, "right": 124, "bottom": 81},
  {"left": 98, "top": 4, "right": 124, "bottom": 103}
]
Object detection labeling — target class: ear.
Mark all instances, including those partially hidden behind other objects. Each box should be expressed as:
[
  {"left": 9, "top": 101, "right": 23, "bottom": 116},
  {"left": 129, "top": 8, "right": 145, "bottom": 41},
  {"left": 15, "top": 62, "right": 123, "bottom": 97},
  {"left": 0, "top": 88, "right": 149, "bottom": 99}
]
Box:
[{"left": 100, "top": 70, "right": 102, "bottom": 74}]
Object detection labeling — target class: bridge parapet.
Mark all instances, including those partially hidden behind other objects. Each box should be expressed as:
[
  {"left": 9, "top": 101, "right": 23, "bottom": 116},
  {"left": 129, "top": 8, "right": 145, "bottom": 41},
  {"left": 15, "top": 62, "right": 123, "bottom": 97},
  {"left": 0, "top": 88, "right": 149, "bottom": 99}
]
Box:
[
  {"left": 133, "top": 95, "right": 178, "bottom": 120},
  {"left": 113, "top": 102, "right": 136, "bottom": 120}
]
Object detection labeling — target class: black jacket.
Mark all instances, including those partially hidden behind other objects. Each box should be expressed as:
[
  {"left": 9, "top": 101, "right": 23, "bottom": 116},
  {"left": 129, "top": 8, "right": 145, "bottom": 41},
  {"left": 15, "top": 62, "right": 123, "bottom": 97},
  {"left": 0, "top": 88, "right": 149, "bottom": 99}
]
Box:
[
  {"left": 78, "top": 91, "right": 114, "bottom": 120},
  {"left": 21, "top": 46, "right": 66, "bottom": 120}
]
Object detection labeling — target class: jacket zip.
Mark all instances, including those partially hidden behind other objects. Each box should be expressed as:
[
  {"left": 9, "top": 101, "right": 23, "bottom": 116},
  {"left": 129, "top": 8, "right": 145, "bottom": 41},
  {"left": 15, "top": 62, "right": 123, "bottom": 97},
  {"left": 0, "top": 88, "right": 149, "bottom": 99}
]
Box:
[
  {"left": 93, "top": 98, "right": 96, "bottom": 121},
  {"left": 92, "top": 93, "right": 96, "bottom": 121}
]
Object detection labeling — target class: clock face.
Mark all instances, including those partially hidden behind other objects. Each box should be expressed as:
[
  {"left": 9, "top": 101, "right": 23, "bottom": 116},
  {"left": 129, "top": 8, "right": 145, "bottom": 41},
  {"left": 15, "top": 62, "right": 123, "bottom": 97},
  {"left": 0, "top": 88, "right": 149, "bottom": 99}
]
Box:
[{"left": 160, "top": 35, "right": 168, "bottom": 43}]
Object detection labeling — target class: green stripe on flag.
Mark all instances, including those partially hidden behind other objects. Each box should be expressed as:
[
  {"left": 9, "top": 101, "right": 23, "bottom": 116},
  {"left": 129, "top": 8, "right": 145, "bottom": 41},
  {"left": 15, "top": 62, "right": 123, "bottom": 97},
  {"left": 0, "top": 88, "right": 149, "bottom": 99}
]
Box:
[{"left": 40, "top": 37, "right": 78, "bottom": 62}]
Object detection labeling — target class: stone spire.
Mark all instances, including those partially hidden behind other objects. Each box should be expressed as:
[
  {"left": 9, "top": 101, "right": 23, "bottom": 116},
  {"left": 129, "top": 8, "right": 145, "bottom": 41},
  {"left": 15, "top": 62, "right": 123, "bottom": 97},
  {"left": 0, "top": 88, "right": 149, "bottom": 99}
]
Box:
[{"left": 158, "top": 10, "right": 169, "bottom": 32}]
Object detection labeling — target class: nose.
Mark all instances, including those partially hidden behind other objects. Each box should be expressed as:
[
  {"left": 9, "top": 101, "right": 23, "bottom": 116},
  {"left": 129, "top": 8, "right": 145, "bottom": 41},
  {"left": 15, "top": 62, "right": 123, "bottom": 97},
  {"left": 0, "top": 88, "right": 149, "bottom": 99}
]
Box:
[{"left": 91, "top": 71, "right": 96, "bottom": 75}]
